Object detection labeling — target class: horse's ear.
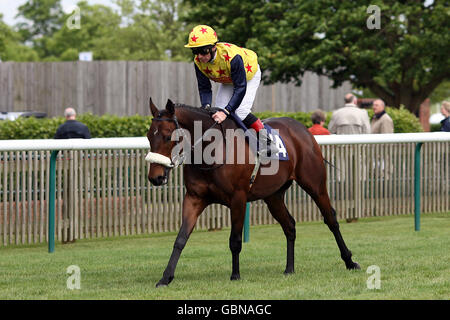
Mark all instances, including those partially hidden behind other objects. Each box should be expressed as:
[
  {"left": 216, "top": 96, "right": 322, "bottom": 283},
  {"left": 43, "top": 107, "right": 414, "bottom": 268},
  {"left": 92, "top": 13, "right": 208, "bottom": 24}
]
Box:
[
  {"left": 166, "top": 99, "right": 175, "bottom": 116},
  {"left": 149, "top": 97, "right": 159, "bottom": 117}
]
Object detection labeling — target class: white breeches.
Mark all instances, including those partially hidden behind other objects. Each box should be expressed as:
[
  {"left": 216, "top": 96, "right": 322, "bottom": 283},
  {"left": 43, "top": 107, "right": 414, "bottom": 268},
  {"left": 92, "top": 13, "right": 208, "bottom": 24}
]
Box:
[{"left": 214, "top": 65, "right": 261, "bottom": 120}]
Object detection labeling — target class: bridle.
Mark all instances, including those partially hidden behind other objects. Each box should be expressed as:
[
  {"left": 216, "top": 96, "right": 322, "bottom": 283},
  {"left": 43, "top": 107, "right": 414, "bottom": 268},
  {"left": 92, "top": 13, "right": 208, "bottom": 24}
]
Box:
[
  {"left": 149, "top": 115, "right": 186, "bottom": 168},
  {"left": 148, "top": 111, "right": 260, "bottom": 189},
  {"left": 151, "top": 115, "right": 181, "bottom": 128},
  {"left": 149, "top": 114, "right": 226, "bottom": 170}
]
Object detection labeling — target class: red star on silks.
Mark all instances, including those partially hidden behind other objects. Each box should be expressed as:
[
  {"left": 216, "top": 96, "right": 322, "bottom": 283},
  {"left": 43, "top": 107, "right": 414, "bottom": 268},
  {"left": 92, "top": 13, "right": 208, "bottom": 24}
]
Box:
[
  {"left": 216, "top": 68, "right": 226, "bottom": 76},
  {"left": 214, "top": 31, "right": 217, "bottom": 37},
  {"left": 191, "top": 35, "right": 199, "bottom": 42},
  {"left": 245, "top": 63, "right": 252, "bottom": 73},
  {"left": 224, "top": 43, "right": 232, "bottom": 47},
  {"left": 203, "top": 67, "right": 213, "bottom": 75},
  {"left": 223, "top": 54, "right": 231, "bottom": 61},
  {"left": 200, "top": 27, "right": 208, "bottom": 34}
]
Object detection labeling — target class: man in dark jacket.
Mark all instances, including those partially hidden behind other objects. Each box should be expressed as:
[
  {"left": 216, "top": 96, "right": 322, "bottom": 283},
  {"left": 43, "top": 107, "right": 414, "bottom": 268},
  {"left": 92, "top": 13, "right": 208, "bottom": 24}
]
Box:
[
  {"left": 54, "top": 107, "right": 90, "bottom": 244},
  {"left": 440, "top": 101, "right": 450, "bottom": 132},
  {"left": 54, "top": 108, "right": 91, "bottom": 139}
]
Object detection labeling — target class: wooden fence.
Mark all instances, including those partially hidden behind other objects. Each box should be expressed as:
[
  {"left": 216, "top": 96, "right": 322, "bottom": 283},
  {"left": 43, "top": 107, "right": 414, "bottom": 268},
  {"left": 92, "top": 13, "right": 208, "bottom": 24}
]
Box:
[
  {"left": 0, "top": 138, "right": 448, "bottom": 246},
  {"left": 0, "top": 61, "right": 352, "bottom": 117}
]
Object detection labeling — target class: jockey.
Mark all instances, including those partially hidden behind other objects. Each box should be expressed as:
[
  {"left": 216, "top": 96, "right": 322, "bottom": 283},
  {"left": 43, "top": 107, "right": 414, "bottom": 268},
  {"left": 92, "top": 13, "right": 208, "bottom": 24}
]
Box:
[{"left": 185, "top": 24, "right": 277, "bottom": 155}]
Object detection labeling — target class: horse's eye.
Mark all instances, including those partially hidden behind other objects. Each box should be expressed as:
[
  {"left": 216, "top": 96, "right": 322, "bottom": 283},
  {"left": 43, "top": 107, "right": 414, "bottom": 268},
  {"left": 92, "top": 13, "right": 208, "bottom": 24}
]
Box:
[{"left": 164, "top": 135, "right": 172, "bottom": 142}]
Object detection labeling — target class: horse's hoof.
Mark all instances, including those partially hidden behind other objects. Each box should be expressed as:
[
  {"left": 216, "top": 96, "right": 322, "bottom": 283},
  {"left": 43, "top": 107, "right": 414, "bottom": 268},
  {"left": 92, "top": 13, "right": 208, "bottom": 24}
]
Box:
[
  {"left": 156, "top": 279, "right": 169, "bottom": 288},
  {"left": 230, "top": 274, "right": 240, "bottom": 281},
  {"left": 284, "top": 269, "right": 295, "bottom": 275},
  {"left": 156, "top": 276, "right": 173, "bottom": 288},
  {"left": 156, "top": 281, "right": 167, "bottom": 288},
  {"left": 347, "top": 262, "right": 361, "bottom": 270}
]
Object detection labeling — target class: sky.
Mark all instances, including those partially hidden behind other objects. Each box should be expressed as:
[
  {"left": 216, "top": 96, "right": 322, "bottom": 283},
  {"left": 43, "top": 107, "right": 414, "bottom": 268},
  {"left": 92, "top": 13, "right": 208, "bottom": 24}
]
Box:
[{"left": 0, "top": 0, "right": 118, "bottom": 26}]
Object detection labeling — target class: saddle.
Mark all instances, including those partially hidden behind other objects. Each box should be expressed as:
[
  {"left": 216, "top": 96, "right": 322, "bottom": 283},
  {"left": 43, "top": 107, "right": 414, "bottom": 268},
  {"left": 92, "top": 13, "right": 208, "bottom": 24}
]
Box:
[
  {"left": 203, "top": 106, "right": 289, "bottom": 187},
  {"left": 208, "top": 107, "right": 288, "bottom": 161}
]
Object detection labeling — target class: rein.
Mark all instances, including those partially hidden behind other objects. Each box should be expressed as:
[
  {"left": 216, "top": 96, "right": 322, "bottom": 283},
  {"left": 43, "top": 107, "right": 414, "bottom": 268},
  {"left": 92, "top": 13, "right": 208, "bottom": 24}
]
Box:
[
  {"left": 152, "top": 114, "right": 227, "bottom": 170},
  {"left": 149, "top": 108, "right": 260, "bottom": 188},
  {"left": 191, "top": 120, "right": 227, "bottom": 171},
  {"left": 191, "top": 121, "right": 220, "bottom": 150}
]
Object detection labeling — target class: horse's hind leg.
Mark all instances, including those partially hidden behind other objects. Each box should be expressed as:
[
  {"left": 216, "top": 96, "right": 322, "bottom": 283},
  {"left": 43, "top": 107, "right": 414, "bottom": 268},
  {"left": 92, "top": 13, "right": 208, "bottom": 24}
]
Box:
[
  {"left": 263, "top": 181, "right": 296, "bottom": 274},
  {"left": 156, "top": 194, "right": 207, "bottom": 287},
  {"left": 295, "top": 161, "right": 360, "bottom": 270}
]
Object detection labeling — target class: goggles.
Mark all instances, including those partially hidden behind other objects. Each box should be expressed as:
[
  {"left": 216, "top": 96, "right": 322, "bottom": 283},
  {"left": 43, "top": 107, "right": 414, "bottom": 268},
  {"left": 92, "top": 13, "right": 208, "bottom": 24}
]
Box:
[{"left": 191, "top": 46, "right": 212, "bottom": 56}]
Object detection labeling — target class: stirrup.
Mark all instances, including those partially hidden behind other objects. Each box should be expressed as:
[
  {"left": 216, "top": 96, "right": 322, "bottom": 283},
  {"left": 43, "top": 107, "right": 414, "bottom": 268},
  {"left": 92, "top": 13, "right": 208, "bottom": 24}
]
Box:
[
  {"left": 258, "top": 145, "right": 279, "bottom": 157},
  {"left": 257, "top": 131, "right": 279, "bottom": 157}
]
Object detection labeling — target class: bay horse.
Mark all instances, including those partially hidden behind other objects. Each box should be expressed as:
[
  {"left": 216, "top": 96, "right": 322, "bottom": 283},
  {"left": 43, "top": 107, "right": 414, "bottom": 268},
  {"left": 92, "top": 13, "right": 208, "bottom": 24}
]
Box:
[{"left": 146, "top": 98, "right": 360, "bottom": 287}]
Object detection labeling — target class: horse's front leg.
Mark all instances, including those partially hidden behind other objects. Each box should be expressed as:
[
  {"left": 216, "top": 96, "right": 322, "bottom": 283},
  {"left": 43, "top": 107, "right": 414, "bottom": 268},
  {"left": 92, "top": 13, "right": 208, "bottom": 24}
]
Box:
[
  {"left": 156, "top": 194, "right": 207, "bottom": 287},
  {"left": 229, "top": 193, "right": 247, "bottom": 281}
]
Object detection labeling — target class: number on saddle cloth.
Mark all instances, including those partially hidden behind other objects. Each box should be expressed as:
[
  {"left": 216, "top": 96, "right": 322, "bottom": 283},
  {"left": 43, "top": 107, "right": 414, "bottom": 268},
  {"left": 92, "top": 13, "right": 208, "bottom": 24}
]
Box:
[{"left": 261, "top": 124, "right": 289, "bottom": 160}]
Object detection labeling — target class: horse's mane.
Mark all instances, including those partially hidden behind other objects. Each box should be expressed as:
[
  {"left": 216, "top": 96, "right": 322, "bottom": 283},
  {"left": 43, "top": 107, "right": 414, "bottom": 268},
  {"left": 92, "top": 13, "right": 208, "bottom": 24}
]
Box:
[
  {"left": 169, "top": 103, "right": 238, "bottom": 129},
  {"left": 174, "top": 103, "right": 211, "bottom": 118}
]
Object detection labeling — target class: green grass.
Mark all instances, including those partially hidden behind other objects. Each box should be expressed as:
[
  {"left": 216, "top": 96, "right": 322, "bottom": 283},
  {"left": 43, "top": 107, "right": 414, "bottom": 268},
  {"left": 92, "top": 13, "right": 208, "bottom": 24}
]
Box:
[{"left": 0, "top": 213, "right": 448, "bottom": 300}]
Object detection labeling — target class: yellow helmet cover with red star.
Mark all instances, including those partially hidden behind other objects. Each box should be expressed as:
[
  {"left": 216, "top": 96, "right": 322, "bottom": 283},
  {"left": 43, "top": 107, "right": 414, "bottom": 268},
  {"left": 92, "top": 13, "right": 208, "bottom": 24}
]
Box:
[
  {"left": 185, "top": 25, "right": 218, "bottom": 48},
  {"left": 194, "top": 42, "right": 258, "bottom": 84}
]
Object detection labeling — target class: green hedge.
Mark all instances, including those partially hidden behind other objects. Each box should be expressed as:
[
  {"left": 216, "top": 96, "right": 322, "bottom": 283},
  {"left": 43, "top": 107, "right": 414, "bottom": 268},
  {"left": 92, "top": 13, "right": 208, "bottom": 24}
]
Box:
[
  {"left": 0, "top": 114, "right": 152, "bottom": 140},
  {"left": 367, "top": 107, "right": 424, "bottom": 133},
  {"left": 430, "top": 123, "right": 442, "bottom": 132},
  {"left": 0, "top": 107, "right": 422, "bottom": 140},
  {"left": 255, "top": 106, "right": 423, "bottom": 134}
]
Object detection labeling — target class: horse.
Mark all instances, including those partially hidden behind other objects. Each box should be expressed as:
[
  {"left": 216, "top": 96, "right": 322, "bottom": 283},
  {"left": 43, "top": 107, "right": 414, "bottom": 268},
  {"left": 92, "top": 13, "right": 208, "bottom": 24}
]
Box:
[{"left": 146, "top": 98, "right": 360, "bottom": 287}]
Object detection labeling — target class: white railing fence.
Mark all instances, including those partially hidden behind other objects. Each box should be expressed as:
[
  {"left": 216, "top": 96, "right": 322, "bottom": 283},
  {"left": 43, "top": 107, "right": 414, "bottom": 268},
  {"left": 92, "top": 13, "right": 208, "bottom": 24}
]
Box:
[{"left": 0, "top": 133, "right": 449, "bottom": 246}]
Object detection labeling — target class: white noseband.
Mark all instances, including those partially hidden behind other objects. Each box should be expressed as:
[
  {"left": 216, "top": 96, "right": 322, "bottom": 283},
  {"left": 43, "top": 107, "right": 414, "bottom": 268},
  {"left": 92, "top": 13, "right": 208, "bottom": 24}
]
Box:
[{"left": 145, "top": 152, "right": 174, "bottom": 168}]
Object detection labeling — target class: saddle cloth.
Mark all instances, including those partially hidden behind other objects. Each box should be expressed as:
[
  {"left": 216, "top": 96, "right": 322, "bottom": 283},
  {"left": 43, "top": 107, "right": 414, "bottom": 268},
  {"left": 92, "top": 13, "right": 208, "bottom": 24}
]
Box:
[
  {"left": 258, "top": 124, "right": 289, "bottom": 161},
  {"left": 223, "top": 111, "right": 289, "bottom": 161}
]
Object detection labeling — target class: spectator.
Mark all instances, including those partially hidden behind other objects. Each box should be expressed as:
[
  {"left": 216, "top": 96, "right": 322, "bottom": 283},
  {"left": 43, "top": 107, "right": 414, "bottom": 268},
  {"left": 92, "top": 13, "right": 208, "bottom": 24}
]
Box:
[
  {"left": 54, "top": 107, "right": 90, "bottom": 244},
  {"left": 440, "top": 101, "right": 450, "bottom": 132},
  {"left": 308, "top": 110, "right": 330, "bottom": 135},
  {"left": 54, "top": 108, "right": 91, "bottom": 139},
  {"left": 328, "top": 93, "right": 371, "bottom": 134},
  {"left": 370, "top": 99, "right": 394, "bottom": 133}
]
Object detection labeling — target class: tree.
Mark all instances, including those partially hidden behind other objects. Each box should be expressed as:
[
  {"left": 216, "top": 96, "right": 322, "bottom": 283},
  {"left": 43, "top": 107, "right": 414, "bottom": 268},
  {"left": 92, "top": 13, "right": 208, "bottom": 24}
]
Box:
[
  {"left": 183, "top": 0, "right": 262, "bottom": 46},
  {"left": 44, "top": 0, "right": 191, "bottom": 61},
  {"left": 429, "top": 80, "right": 450, "bottom": 104},
  {"left": 139, "top": 0, "right": 192, "bottom": 61},
  {"left": 46, "top": 1, "right": 123, "bottom": 60},
  {"left": 183, "top": 0, "right": 450, "bottom": 113},
  {"left": 15, "top": 0, "right": 64, "bottom": 58},
  {"left": 0, "top": 14, "right": 14, "bottom": 55},
  {"left": 7, "top": 0, "right": 191, "bottom": 61},
  {"left": 0, "top": 14, "right": 39, "bottom": 61}
]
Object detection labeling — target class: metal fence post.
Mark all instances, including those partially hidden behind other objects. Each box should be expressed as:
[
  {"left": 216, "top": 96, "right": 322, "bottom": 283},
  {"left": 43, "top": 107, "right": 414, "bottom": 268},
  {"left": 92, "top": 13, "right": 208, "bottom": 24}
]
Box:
[
  {"left": 48, "top": 150, "right": 59, "bottom": 253},
  {"left": 244, "top": 202, "right": 250, "bottom": 243},
  {"left": 414, "top": 143, "right": 423, "bottom": 231}
]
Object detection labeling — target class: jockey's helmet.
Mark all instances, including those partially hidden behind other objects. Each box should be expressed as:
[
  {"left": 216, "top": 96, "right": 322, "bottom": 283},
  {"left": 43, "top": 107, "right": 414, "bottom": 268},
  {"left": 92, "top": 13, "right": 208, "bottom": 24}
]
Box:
[{"left": 184, "top": 25, "right": 218, "bottom": 48}]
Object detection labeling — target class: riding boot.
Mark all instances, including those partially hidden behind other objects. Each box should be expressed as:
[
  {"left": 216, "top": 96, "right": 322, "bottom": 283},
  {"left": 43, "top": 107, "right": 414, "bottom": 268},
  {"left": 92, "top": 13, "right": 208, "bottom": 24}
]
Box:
[{"left": 249, "top": 118, "right": 278, "bottom": 157}]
